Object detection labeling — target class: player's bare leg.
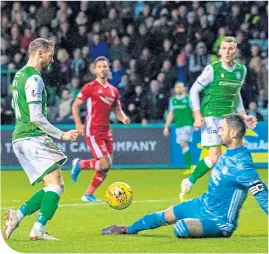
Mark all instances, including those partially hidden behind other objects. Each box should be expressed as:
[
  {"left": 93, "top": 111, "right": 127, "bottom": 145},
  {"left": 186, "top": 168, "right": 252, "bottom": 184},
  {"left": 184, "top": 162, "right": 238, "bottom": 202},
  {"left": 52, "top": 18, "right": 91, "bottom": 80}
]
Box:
[
  {"left": 180, "top": 146, "right": 221, "bottom": 201},
  {"left": 82, "top": 155, "right": 112, "bottom": 202}
]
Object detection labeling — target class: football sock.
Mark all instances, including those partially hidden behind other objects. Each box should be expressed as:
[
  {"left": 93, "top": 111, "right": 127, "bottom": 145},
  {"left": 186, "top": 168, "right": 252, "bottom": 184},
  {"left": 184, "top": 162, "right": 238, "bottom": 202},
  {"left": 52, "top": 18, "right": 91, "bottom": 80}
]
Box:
[
  {"left": 189, "top": 156, "right": 213, "bottom": 184},
  {"left": 18, "top": 189, "right": 46, "bottom": 220},
  {"left": 36, "top": 185, "right": 63, "bottom": 227},
  {"left": 78, "top": 159, "right": 100, "bottom": 170},
  {"left": 16, "top": 209, "right": 25, "bottom": 223},
  {"left": 174, "top": 219, "right": 190, "bottom": 237},
  {"left": 127, "top": 211, "right": 166, "bottom": 234},
  {"left": 85, "top": 171, "right": 106, "bottom": 195},
  {"left": 182, "top": 146, "right": 193, "bottom": 169}
]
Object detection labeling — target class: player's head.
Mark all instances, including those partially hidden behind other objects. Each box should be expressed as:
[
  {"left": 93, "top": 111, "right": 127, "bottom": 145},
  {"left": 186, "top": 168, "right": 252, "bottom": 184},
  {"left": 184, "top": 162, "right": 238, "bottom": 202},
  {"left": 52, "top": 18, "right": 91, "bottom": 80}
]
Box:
[
  {"left": 219, "top": 113, "right": 246, "bottom": 146},
  {"left": 28, "top": 38, "right": 55, "bottom": 70},
  {"left": 94, "top": 56, "right": 110, "bottom": 79},
  {"left": 174, "top": 82, "right": 185, "bottom": 95},
  {"left": 219, "top": 37, "right": 237, "bottom": 65}
]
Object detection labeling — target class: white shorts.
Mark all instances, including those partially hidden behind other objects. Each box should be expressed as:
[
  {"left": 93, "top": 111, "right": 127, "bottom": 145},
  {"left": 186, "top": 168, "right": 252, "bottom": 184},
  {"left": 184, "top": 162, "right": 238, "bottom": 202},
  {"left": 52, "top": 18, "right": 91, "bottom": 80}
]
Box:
[
  {"left": 175, "top": 126, "right": 193, "bottom": 143},
  {"left": 201, "top": 116, "right": 222, "bottom": 147},
  {"left": 13, "top": 136, "right": 67, "bottom": 186}
]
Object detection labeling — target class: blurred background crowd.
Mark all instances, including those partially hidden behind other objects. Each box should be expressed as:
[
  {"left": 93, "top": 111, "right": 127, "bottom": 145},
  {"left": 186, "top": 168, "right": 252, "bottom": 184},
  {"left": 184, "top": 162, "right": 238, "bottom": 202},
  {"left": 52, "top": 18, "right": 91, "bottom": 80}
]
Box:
[{"left": 1, "top": 1, "right": 268, "bottom": 125}]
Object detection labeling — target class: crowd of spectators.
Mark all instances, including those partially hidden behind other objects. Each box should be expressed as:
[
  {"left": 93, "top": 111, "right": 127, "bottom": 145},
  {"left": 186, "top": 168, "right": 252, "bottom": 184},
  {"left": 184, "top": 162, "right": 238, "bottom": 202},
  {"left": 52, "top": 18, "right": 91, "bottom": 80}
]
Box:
[{"left": 1, "top": 1, "right": 268, "bottom": 124}]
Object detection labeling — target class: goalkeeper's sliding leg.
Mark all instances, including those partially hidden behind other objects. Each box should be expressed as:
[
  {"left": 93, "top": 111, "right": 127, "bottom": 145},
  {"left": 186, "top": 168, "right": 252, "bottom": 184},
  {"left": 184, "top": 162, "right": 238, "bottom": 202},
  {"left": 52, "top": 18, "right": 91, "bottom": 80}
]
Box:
[{"left": 102, "top": 198, "right": 234, "bottom": 238}]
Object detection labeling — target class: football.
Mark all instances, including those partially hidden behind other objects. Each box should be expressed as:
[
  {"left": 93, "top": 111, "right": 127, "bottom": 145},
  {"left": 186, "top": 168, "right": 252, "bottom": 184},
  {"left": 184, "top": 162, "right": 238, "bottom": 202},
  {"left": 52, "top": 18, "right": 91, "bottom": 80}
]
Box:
[{"left": 105, "top": 182, "right": 133, "bottom": 210}]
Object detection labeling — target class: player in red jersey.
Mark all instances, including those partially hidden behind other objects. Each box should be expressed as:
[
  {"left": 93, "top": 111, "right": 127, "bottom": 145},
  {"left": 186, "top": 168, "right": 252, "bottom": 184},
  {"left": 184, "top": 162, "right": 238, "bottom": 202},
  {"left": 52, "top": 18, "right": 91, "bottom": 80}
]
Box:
[{"left": 71, "top": 56, "right": 130, "bottom": 202}]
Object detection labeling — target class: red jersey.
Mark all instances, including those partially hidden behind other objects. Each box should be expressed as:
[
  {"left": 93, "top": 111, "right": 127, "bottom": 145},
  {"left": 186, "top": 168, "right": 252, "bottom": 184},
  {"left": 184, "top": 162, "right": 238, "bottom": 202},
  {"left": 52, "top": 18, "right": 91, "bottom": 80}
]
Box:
[{"left": 77, "top": 79, "right": 121, "bottom": 136}]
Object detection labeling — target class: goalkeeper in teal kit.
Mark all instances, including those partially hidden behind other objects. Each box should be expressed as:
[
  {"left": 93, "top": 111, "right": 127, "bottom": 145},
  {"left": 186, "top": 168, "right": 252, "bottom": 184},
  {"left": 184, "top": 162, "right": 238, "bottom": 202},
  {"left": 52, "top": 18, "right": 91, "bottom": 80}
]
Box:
[{"left": 102, "top": 114, "right": 268, "bottom": 238}]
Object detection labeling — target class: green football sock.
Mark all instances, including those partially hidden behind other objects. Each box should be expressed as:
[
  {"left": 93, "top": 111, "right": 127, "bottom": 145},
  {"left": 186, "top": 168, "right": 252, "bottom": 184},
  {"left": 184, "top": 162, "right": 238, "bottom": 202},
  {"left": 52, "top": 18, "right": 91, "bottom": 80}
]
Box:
[
  {"left": 19, "top": 189, "right": 45, "bottom": 216},
  {"left": 189, "top": 158, "right": 212, "bottom": 184},
  {"left": 37, "top": 190, "right": 61, "bottom": 226},
  {"left": 183, "top": 150, "right": 193, "bottom": 169}
]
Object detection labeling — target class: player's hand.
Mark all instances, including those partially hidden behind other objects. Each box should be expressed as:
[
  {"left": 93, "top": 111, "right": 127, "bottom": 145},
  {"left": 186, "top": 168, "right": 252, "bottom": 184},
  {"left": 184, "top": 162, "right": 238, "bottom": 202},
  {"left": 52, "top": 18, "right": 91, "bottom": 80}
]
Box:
[
  {"left": 76, "top": 123, "right": 85, "bottom": 136},
  {"left": 61, "top": 130, "right": 78, "bottom": 141},
  {"left": 163, "top": 127, "right": 169, "bottom": 136},
  {"left": 179, "top": 178, "right": 193, "bottom": 202},
  {"left": 122, "top": 116, "right": 131, "bottom": 124},
  {"left": 193, "top": 117, "right": 204, "bottom": 130},
  {"left": 244, "top": 115, "right": 257, "bottom": 130}
]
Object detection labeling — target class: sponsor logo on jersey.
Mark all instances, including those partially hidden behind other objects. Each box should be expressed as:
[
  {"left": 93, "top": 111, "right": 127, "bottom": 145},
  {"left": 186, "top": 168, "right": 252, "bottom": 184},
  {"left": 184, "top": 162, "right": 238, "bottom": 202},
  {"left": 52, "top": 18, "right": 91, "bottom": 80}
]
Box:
[
  {"left": 31, "top": 90, "right": 41, "bottom": 97},
  {"left": 100, "top": 96, "right": 114, "bottom": 105},
  {"left": 219, "top": 82, "right": 240, "bottom": 86},
  {"left": 98, "top": 89, "right": 103, "bottom": 94},
  {"left": 221, "top": 73, "right": 224, "bottom": 78},
  {"left": 207, "top": 126, "right": 218, "bottom": 134},
  {"left": 236, "top": 72, "right": 241, "bottom": 79}
]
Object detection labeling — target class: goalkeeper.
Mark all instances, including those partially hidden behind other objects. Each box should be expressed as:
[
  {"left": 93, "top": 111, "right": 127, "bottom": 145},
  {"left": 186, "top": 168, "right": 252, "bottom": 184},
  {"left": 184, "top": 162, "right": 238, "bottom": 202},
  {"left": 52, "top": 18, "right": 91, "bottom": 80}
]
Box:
[{"left": 102, "top": 114, "right": 268, "bottom": 238}]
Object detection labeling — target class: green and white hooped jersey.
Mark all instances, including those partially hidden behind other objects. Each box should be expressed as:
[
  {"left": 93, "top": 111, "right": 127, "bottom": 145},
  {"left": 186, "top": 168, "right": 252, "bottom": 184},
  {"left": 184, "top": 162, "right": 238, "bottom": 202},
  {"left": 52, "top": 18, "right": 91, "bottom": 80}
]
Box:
[
  {"left": 12, "top": 66, "right": 48, "bottom": 141},
  {"left": 196, "top": 60, "right": 247, "bottom": 118},
  {"left": 169, "top": 94, "right": 194, "bottom": 128}
]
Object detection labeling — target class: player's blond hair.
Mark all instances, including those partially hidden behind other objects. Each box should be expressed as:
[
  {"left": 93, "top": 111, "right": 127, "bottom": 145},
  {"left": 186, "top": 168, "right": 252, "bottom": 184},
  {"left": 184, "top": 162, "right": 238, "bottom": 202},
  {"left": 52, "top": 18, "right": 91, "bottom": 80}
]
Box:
[
  {"left": 28, "top": 38, "right": 55, "bottom": 55},
  {"left": 221, "top": 36, "right": 237, "bottom": 46}
]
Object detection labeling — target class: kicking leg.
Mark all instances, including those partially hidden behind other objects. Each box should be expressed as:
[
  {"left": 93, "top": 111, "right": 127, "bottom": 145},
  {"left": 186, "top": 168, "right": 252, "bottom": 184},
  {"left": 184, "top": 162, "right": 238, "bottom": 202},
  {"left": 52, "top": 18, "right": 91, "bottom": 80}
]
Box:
[
  {"left": 180, "top": 146, "right": 221, "bottom": 202},
  {"left": 30, "top": 166, "right": 64, "bottom": 240},
  {"left": 3, "top": 185, "right": 46, "bottom": 240}
]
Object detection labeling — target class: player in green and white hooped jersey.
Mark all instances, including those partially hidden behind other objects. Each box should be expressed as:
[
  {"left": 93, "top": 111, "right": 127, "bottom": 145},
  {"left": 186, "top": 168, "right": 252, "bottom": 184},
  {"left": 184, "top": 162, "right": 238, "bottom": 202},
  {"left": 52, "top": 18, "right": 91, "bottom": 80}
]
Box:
[
  {"left": 179, "top": 37, "right": 257, "bottom": 201},
  {"left": 2, "top": 38, "right": 78, "bottom": 241},
  {"left": 163, "top": 82, "right": 195, "bottom": 175}
]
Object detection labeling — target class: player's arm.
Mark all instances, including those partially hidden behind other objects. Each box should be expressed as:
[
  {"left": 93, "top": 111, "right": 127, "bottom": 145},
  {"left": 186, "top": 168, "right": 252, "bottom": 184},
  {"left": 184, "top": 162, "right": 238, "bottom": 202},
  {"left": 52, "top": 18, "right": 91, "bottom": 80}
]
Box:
[
  {"left": 26, "top": 76, "right": 77, "bottom": 141},
  {"left": 163, "top": 98, "right": 174, "bottom": 136},
  {"left": 235, "top": 66, "right": 257, "bottom": 129},
  {"left": 236, "top": 164, "right": 268, "bottom": 215},
  {"left": 114, "top": 90, "right": 130, "bottom": 124},
  {"left": 72, "top": 86, "right": 89, "bottom": 136},
  {"left": 190, "top": 65, "right": 213, "bottom": 129}
]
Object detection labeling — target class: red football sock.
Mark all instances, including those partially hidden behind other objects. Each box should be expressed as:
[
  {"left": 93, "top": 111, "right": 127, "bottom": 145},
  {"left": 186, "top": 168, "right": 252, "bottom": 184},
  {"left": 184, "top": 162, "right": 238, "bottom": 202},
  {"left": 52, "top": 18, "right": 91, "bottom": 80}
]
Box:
[
  {"left": 85, "top": 171, "right": 106, "bottom": 195},
  {"left": 78, "top": 159, "right": 100, "bottom": 170}
]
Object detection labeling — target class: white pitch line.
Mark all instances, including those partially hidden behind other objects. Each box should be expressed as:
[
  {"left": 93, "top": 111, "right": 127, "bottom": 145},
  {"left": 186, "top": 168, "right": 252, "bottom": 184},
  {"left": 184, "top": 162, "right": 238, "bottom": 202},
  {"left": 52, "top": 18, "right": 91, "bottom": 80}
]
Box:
[{"left": 0, "top": 198, "right": 178, "bottom": 210}]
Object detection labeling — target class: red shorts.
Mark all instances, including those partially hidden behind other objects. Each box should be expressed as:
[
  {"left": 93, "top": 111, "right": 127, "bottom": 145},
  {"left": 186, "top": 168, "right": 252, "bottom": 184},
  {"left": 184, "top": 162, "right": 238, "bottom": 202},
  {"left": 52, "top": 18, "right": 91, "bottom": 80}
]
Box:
[{"left": 85, "top": 131, "right": 113, "bottom": 159}]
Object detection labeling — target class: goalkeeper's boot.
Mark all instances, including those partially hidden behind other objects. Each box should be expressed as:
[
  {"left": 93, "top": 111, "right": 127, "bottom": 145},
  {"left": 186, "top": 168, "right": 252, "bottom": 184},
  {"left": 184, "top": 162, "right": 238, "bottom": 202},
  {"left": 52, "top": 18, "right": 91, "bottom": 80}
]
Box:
[
  {"left": 81, "top": 194, "right": 100, "bottom": 202},
  {"left": 30, "top": 227, "right": 59, "bottom": 241},
  {"left": 2, "top": 209, "right": 19, "bottom": 240},
  {"left": 102, "top": 225, "right": 129, "bottom": 235},
  {"left": 71, "top": 158, "right": 81, "bottom": 182}
]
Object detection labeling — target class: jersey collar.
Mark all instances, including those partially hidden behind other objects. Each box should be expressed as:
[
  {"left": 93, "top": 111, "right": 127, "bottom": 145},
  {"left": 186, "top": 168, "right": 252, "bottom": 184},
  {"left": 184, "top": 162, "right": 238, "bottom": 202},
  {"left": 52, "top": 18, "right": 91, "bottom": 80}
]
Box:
[
  {"left": 175, "top": 94, "right": 185, "bottom": 100},
  {"left": 96, "top": 79, "right": 108, "bottom": 88},
  {"left": 225, "top": 146, "right": 245, "bottom": 156},
  {"left": 221, "top": 61, "right": 236, "bottom": 72},
  {"left": 25, "top": 65, "right": 41, "bottom": 74}
]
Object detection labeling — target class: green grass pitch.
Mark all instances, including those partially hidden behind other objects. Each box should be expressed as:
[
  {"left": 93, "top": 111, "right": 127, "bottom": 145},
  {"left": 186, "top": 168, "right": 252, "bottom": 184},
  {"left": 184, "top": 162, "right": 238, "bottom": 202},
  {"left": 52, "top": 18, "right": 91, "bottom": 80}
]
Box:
[{"left": 1, "top": 169, "right": 268, "bottom": 253}]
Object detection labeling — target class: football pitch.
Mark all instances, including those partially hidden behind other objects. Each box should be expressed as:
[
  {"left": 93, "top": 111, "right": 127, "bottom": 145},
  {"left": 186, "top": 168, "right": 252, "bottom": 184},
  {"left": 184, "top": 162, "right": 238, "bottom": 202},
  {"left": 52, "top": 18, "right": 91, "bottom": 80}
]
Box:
[{"left": 1, "top": 169, "right": 268, "bottom": 253}]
